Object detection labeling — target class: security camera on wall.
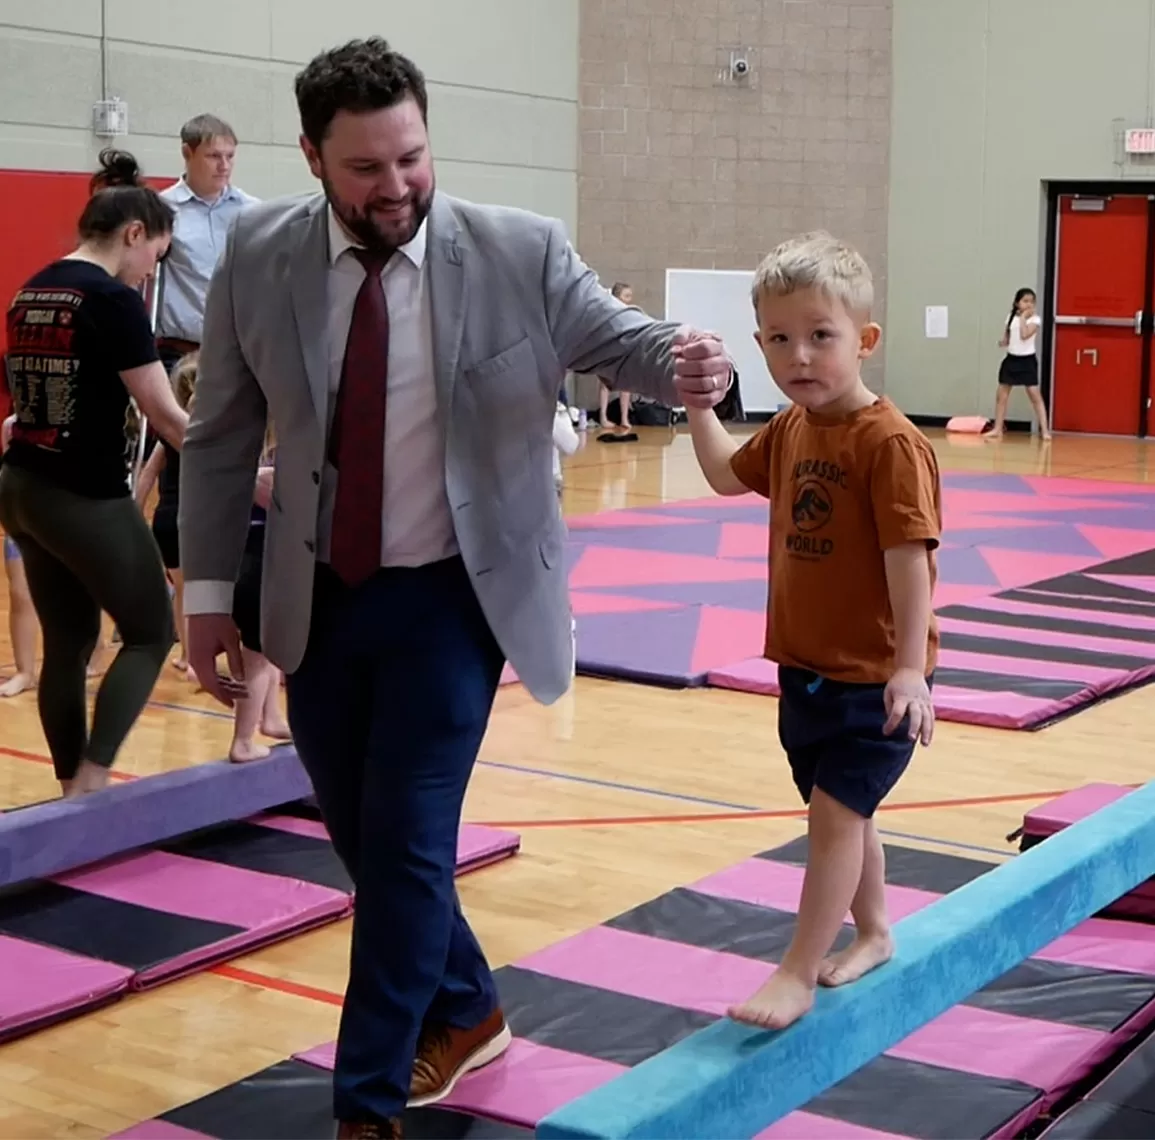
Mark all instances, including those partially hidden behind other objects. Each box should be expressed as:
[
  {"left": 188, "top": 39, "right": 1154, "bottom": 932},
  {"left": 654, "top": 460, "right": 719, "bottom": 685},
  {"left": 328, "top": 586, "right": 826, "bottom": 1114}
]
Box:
[{"left": 730, "top": 54, "right": 750, "bottom": 80}]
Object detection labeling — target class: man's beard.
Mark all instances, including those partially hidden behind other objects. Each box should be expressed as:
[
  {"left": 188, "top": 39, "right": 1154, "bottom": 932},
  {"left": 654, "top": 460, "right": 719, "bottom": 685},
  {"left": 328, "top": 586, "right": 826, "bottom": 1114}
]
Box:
[{"left": 322, "top": 174, "right": 434, "bottom": 258}]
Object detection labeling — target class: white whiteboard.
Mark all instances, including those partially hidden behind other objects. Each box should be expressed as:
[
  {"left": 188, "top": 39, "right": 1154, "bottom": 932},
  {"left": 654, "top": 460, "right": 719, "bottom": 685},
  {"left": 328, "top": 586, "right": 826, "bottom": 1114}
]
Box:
[{"left": 664, "top": 268, "right": 787, "bottom": 414}]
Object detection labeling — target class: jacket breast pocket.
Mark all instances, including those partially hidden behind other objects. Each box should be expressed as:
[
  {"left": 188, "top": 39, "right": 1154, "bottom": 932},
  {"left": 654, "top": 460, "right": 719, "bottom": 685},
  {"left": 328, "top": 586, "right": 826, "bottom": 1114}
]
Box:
[{"left": 463, "top": 336, "right": 536, "bottom": 389}]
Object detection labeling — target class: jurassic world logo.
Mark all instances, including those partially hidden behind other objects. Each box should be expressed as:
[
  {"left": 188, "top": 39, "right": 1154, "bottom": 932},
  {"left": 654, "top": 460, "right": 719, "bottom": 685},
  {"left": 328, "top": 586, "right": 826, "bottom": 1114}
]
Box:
[{"left": 787, "top": 478, "right": 835, "bottom": 556}]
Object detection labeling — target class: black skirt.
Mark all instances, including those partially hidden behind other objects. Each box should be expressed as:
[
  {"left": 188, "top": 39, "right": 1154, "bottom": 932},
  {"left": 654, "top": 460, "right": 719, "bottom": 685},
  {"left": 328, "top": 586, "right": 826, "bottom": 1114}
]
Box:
[{"left": 998, "top": 353, "right": 1038, "bottom": 387}]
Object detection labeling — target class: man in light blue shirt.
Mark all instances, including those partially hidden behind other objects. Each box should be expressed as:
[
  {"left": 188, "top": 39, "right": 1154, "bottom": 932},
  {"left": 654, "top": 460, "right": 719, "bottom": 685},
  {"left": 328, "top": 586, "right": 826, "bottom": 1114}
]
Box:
[{"left": 157, "top": 113, "right": 259, "bottom": 371}]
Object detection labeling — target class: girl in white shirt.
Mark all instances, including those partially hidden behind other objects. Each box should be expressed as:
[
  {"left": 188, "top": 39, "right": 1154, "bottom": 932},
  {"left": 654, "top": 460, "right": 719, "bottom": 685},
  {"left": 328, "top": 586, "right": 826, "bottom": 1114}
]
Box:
[{"left": 988, "top": 287, "right": 1051, "bottom": 441}]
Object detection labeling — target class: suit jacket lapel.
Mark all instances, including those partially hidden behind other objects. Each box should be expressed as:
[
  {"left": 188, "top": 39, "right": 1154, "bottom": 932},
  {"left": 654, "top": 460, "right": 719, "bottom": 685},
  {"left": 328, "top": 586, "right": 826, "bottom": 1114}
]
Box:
[
  {"left": 427, "top": 193, "right": 466, "bottom": 416},
  {"left": 289, "top": 196, "right": 331, "bottom": 431}
]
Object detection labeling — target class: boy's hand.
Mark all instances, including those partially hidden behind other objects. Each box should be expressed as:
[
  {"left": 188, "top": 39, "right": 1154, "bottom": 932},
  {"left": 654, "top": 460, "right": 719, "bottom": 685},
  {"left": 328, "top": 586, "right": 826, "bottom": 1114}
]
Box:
[{"left": 883, "top": 667, "right": 934, "bottom": 745}]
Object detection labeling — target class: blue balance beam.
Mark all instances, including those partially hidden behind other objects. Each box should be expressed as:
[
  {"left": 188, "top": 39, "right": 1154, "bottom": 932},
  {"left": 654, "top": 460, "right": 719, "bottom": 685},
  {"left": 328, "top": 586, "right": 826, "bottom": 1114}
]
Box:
[
  {"left": 0, "top": 745, "right": 313, "bottom": 889},
  {"left": 537, "top": 779, "right": 1155, "bottom": 1139}
]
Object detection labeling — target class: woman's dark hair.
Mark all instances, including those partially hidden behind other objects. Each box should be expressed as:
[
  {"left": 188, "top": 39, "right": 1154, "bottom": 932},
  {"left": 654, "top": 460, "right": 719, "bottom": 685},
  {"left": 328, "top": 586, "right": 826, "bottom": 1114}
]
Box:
[
  {"left": 77, "top": 148, "right": 174, "bottom": 243},
  {"left": 611, "top": 282, "right": 631, "bottom": 299},
  {"left": 295, "top": 37, "right": 428, "bottom": 149},
  {"left": 1005, "top": 286, "right": 1036, "bottom": 336}
]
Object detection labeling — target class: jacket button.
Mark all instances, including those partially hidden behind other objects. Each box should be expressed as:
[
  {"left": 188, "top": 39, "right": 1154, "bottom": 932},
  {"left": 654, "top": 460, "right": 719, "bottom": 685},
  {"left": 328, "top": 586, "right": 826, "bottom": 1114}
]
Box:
[
  {"left": 312, "top": 470, "right": 320, "bottom": 484},
  {"left": 305, "top": 539, "right": 315, "bottom": 553}
]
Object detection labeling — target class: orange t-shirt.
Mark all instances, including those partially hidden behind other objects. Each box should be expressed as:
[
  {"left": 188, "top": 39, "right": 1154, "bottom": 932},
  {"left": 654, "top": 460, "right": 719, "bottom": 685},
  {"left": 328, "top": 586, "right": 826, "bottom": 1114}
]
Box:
[{"left": 729, "top": 397, "right": 942, "bottom": 685}]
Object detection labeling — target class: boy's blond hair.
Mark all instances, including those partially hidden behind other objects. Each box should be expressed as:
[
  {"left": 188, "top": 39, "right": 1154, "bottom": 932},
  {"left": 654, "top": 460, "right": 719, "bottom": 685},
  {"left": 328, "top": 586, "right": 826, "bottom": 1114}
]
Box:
[{"left": 751, "top": 231, "right": 873, "bottom": 319}]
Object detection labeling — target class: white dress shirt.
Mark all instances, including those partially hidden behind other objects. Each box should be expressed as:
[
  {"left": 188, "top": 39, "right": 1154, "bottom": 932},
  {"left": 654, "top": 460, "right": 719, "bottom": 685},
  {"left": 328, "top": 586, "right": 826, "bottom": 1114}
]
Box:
[
  {"left": 182, "top": 204, "right": 457, "bottom": 618},
  {"left": 318, "top": 205, "right": 457, "bottom": 569}
]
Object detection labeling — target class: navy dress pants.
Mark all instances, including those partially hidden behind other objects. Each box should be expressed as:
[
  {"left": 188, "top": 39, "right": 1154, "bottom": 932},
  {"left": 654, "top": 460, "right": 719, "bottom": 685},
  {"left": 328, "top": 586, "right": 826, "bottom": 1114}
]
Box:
[{"left": 285, "top": 556, "right": 505, "bottom": 1123}]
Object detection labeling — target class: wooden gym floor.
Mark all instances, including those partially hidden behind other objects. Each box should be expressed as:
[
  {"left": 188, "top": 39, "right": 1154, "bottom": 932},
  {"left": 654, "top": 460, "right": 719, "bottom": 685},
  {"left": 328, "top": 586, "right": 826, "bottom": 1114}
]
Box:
[{"left": 1, "top": 424, "right": 1154, "bottom": 1137}]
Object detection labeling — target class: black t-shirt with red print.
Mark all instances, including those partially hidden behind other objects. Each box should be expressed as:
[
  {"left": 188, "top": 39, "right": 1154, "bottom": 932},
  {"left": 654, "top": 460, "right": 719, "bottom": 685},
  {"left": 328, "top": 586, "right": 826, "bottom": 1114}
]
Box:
[{"left": 4, "top": 259, "right": 159, "bottom": 499}]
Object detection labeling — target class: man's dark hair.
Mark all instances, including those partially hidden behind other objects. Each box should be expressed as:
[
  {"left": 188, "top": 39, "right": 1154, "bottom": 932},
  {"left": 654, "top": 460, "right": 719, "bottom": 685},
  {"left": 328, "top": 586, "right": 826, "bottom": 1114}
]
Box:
[{"left": 295, "top": 37, "right": 428, "bottom": 148}]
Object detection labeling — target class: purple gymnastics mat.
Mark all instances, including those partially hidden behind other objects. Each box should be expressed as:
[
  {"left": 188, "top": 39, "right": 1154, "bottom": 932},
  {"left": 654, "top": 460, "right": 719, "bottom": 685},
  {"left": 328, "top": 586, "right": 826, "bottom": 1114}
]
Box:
[
  {"left": 0, "top": 813, "right": 519, "bottom": 1041},
  {"left": 115, "top": 837, "right": 1155, "bottom": 1140},
  {"left": 564, "top": 473, "right": 1155, "bottom": 729}
]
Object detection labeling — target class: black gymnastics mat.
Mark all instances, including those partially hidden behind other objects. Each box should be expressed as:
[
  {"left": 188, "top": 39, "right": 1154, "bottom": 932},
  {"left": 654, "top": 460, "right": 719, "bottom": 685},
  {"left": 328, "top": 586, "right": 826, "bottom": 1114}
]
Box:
[{"left": 112, "top": 838, "right": 1155, "bottom": 1140}]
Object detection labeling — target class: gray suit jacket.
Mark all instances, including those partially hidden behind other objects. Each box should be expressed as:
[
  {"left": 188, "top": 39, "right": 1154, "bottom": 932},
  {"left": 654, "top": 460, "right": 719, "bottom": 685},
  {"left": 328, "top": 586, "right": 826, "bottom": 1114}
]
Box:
[{"left": 178, "top": 190, "right": 682, "bottom": 704}]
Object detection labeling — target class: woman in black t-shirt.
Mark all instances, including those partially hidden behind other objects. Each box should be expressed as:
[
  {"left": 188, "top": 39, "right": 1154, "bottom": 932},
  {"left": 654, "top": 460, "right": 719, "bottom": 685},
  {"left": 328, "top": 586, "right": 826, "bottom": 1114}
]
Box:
[{"left": 0, "top": 149, "right": 191, "bottom": 798}]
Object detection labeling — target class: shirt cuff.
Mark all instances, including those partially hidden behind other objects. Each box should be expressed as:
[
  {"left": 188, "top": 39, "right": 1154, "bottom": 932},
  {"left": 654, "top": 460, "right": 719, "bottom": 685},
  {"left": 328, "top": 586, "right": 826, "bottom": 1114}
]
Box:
[{"left": 182, "top": 579, "right": 236, "bottom": 615}]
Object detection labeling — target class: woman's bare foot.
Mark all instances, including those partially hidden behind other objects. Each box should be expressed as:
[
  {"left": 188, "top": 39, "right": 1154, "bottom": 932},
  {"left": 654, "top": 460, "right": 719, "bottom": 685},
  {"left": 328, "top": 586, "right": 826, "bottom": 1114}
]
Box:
[
  {"left": 818, "top": 932, "right": 894, "bottom": 987},
  {"left": 171, "top": 656, "right": 189, "bottom": 673},
  {"left": 0, "top": 672, "right": 34, "bottom": 697},
  {"left": 229, "top": 739, "right": 271, "bottom": 763},
  {"left": 727, "top": 968, "right": 815, "bottom": 1031},
  {"left": 65, "top": 761, "right": 111, "bottom": 797},
  {"left": 259, "top": 718, "right": 292, "bottom": 742},
  {"left": 984, "top": 431, "right": 1003, "bottom": 442}
]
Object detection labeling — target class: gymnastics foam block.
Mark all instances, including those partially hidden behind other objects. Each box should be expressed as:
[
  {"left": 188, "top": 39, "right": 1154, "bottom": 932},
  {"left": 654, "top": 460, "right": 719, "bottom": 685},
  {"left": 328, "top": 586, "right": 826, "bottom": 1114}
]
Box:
[
  {"left": 536, "top": 780, "right": 1155, "bottom": 1139},
  {"left": 0, "top": 746, "right": 313, "bottom": 890},
  {"left": 945, "top": 415, "right": 990, "bottom": 433}
]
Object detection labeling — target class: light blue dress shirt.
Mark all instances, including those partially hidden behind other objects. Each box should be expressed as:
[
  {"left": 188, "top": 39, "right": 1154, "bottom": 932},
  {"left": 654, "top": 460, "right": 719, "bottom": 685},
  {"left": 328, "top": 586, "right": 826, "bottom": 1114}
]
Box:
[{"left": 156, "top": 178, "right": 259, "bottom": 341}]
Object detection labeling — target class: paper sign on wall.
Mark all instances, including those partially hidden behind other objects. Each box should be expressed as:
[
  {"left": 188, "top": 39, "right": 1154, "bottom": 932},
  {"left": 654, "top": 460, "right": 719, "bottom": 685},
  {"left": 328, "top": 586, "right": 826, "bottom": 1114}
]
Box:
[{"left": 925, "top": 305, "right": 949, "bottom": 339}]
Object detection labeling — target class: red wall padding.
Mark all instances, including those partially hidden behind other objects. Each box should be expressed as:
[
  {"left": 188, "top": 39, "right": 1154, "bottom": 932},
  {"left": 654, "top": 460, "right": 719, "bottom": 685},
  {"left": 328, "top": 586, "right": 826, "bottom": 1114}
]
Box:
[{"left": 0, "top": 166, "right": 172, "bottom": 416}]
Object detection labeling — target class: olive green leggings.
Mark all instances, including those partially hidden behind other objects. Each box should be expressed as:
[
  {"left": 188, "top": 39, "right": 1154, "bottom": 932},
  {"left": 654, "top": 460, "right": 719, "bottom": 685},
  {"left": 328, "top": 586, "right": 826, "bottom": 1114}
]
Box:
[{"left": 0, "top": 463, "right": 174, "bottom": 781}]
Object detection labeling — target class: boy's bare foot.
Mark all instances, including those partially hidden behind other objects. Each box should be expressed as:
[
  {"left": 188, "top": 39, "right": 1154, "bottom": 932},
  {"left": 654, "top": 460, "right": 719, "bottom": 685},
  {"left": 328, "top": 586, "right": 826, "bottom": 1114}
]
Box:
[
  {"left": 727, "top": 968, "right": 815, "bottom": 1031},
  {"left": 0, "top": 672, "right": 34, "bottom": 697},
  {"left": 229, "top": 739, "right": 271, "bottom": 763},
  {"left": 818, "top": 932, "right": 894, "bottom": 987},
  {"left": 259, "top": 718, "right": 292, "bottom": 741}
]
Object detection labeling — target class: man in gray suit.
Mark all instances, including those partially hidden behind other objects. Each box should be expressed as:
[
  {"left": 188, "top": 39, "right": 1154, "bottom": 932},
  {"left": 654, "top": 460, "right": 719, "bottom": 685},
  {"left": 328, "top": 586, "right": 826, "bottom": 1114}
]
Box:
[{"left": 179, "top": 38, "right": 733, "bottom": 1139}]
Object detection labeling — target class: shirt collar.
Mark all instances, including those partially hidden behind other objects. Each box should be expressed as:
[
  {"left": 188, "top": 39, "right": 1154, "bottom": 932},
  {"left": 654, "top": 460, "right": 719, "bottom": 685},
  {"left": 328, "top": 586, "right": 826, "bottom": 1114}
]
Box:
[
  {"left": 326, "top": 203, "right": 427, "bottom": 270},
  {"left": 167, "top": 176, "right": 243, "bottom": 206}
]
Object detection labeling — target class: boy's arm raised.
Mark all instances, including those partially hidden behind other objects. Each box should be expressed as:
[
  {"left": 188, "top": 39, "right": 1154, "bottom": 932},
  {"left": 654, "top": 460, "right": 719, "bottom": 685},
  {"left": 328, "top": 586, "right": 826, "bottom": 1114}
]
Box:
[{"left": 686, "top": 407, "right": 767, "bottom": 496}]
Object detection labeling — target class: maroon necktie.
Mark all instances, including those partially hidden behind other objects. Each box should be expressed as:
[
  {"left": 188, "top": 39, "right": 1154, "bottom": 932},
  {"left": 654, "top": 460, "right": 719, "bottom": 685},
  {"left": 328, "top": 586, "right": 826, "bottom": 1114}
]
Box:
[{"left": 329, "top": 249, "right": 389, "bottom": 587}]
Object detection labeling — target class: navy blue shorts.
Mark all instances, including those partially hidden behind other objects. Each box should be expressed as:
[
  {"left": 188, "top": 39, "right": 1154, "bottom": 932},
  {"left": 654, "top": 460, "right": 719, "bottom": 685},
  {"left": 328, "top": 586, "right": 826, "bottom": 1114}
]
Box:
[{"left": 777, "top": 665, "right": 932, "bottom": 819}]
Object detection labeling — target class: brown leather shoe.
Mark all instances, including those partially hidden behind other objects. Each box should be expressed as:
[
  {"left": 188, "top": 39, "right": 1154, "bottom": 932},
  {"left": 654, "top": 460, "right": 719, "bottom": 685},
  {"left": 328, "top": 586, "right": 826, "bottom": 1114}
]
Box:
[
  {"left": 409, "top": 1008, "right": 512, "bottom": 1107},
  {"left": 336, "top": 1119, "right": 402, "bottom": 1139}
]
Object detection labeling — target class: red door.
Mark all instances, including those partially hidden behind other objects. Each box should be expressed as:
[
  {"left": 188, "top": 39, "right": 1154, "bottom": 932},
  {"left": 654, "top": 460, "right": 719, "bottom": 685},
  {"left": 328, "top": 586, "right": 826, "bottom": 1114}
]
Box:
[{"left": 1051, "top": 195, "right": 1149, "bottom": 436}]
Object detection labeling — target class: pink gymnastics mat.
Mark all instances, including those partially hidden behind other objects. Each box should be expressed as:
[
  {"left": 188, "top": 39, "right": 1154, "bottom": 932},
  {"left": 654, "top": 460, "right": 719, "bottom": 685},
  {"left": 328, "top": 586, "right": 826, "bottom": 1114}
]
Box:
[
  {"left": 0, "top": 817, "right": 520, "bottom": 1043},
  {"left": 563, "top": 472, "right": 1155, "bottom": 729},
  {"left": 1019, "top": 784, "right": 1155, "bottom": 921},
  {"left": 275, "top": 837, "right": 1155, "bottom": 1140}
]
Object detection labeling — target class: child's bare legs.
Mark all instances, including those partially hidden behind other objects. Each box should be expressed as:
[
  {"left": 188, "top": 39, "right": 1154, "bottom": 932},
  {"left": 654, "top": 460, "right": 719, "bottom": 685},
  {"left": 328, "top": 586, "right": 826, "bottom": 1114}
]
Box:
[
  {"left": 260, "top": 665, "right": 291, "bottom": 740},
  {"left": 1, "top": 549, "right": 37, "bottom": 697},
  {"left": 168, "top": 568, "right": 189, "bottom": 672},
  {"left": 985, "top": 384, "right": 1011, "bottom": 440},
  {"left": 819, "top": 817, "right": 894, "bottom": 986},
  {"left": 230, "top": 648, "right": 290, "bottom": 761},
  {"left": 1025, "top": 386, "right": 1052, "bottom": 441},
  {"left": 599, "top": 386, "right": 632, "bottom": 432},
  {"left": 729, "top": 789, "right": 869, "bottom": 1029},
  {"left": 230, "top": 648, "right": 273, "bottom": 762}
]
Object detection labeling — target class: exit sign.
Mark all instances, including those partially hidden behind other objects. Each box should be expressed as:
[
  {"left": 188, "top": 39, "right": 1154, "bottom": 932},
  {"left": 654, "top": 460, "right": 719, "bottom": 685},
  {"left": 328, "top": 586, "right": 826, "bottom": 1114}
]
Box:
[{"left": 1126, "top": 128, "right": 1155, "bottom": 154}]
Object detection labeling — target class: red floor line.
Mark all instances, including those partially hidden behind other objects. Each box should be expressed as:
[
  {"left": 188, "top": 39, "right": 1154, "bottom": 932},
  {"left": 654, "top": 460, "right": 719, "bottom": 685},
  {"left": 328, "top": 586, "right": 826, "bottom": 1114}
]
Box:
[
  {"left": 210, "top": 963, "right": 345, "bottom": 1007},
  {"left": 475, "top": 786, "right": 1089, "bottom": 830},
  {"left": 0, "top": 745, "right": 133, "bottom": 781}
]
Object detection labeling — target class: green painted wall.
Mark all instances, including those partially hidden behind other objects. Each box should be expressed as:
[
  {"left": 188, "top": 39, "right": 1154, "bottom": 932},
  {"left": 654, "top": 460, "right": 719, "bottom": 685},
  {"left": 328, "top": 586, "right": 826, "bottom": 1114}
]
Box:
[{"left": 886, "top": 0, "right": 1155, "bottom": 422}]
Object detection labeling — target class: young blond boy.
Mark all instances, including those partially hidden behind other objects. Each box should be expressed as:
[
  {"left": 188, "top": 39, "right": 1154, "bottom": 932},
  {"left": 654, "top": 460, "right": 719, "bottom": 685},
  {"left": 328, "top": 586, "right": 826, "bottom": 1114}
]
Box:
[{"left": 678, "top": 231, "right": 941, "bottom": 1031}]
